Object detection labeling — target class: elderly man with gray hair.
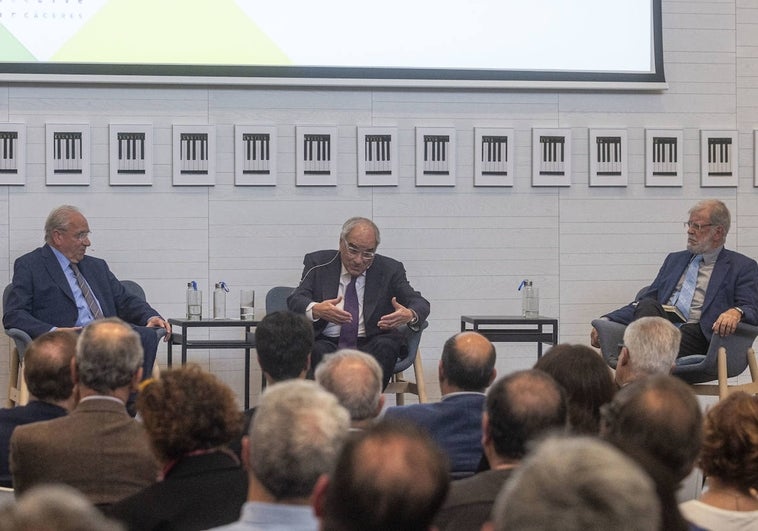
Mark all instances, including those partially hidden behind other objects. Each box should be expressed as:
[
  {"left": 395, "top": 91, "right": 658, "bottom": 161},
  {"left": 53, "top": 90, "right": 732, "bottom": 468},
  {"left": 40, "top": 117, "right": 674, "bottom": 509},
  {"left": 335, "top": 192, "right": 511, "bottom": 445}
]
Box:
[
  {"left": 10, "top": 318, "right": 158, "bottom": 506},
  {"left": 315, "top": 349, "right": 384, "bottom": 430},
  {"left": 614, "top": 316, "right": 681, "bottom": 388},
  {"left": 210, "top": 380, "right": 350, "bottom": 531}
]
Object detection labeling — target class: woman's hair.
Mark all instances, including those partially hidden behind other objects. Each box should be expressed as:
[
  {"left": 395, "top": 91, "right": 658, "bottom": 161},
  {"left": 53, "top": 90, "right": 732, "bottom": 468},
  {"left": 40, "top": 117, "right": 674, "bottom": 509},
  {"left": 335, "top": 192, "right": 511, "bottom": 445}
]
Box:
[{"left": 136, "top": 364, "right": 243, "bottom": 462}]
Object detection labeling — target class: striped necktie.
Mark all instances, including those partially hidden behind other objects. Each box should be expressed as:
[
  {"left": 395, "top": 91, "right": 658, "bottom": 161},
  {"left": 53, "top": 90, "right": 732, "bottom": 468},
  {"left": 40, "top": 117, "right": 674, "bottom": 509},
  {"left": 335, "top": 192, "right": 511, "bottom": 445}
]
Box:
[
  {"left": 675, "top": 254, "right": 703, "bottom": 320},
  {"left": 70, "top": 263, "right": 104, "bottom": 320}
]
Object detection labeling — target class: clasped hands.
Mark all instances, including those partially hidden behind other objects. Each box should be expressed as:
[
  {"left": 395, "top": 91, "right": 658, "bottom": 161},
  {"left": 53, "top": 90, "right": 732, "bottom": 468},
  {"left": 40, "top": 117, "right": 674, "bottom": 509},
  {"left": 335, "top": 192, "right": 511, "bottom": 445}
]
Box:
[{"left": 312, "top": 296, "right": 413, "bottom": 330}]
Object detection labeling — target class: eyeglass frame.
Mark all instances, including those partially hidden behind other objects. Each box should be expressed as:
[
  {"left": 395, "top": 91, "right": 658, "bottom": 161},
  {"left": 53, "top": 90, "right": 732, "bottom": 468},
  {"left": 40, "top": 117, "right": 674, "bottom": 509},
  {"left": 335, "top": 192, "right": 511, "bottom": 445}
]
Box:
[
  {"left": 683, "top": 221, "right": 714, "bottom": 232},
  {"left": 57, "top": 229, "right": 91, "bottom": 242},
  {"left": 342, "top": 239, "right": 376, "bottom": 261}
]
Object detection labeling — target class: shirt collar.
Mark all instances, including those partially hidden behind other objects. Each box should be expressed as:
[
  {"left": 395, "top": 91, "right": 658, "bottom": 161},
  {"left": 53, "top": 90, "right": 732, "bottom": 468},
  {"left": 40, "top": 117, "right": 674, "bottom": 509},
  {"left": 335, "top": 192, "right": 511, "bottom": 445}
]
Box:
[
  {"left": 701, "top": 245, "right": 722, "bottom": 266},
  {"left": 50, "top": 245, "right": 72, "bottom": 270}
]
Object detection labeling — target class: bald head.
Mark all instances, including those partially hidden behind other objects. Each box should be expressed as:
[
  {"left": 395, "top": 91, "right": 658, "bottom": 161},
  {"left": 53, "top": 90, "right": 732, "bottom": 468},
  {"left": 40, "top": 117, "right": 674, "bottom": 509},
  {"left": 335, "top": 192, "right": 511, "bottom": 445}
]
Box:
[
  {"left": 440, "top": 331, "right": 497, "bottom": 393},
  {"left": 315, "top": 349, "right": 384, "bottom": 422}
]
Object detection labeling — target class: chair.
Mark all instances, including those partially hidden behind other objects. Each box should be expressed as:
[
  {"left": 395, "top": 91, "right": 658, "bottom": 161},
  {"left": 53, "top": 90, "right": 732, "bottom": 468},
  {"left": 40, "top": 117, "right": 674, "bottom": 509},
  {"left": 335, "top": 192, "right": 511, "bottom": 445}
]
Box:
[
  {"left": 3, "top": 280, "right": 163, "bottom": 406},
  {"left": 385, "top": 320, "right": 429, "bottom": 404},
  {"left": 718, "top": 347, "right": 758, "bottom": 398}
]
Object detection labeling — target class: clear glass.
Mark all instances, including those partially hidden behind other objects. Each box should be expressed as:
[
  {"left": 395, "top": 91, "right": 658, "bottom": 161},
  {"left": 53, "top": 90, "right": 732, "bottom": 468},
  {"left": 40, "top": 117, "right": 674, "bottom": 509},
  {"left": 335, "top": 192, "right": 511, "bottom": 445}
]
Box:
[{"left": 240, "top": 289, "right": 255, "bottom": 321}]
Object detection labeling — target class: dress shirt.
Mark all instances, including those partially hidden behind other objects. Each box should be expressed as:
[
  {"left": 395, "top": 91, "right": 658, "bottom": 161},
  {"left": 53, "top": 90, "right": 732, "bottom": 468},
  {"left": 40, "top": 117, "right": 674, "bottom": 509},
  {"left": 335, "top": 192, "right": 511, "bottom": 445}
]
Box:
[
  {"left": 50, "top": 246, "right": 101, "bottom": 326},
  {"left": 207, "top": 501, "right": 318, "bottom": 531},
  {"left": 668, "top": 246, "right": 721, "bottom": 324},
  {"left": 307, "top": 265, "right": 366, "bottom": 338}
]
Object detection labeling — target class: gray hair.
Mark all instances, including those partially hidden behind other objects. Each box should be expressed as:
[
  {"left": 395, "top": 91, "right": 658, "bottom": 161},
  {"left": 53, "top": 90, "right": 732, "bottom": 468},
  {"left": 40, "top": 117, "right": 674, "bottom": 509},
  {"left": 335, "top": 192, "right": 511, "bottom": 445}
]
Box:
[
  {"left": 76, "top": 318, "right": 143, "bottom": 393},
  {"left": 340, "top": 217, "right": 380, "bottom": 246},
  {"left": 2, "top": 484, "right": 124, "bottom": 531},
  {"left": 623, "top": 316, "right": 680, "bottom": 376},
  {"left": 315, "top": 349, "right": 383, "bottom": 421},
  {"left": 249, "top": 379, "right": 350, "bottom": 500},
  {"left": 691, "top": 199, "right": 730, "bottom": 235},
  {"left": 44, "top": 205, "right": 81, "bottom": 244},
  {"left": 491, "top": 436, "right": 661, "bottom": 531}
]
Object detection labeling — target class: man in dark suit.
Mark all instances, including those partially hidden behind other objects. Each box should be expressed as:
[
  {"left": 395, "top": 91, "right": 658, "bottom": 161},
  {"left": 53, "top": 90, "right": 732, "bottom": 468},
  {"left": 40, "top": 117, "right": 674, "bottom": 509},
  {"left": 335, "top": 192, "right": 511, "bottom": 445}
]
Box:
[
  {"left": 591, "top": 199, "right": 758, "bottom": 359},
  {"left": 2, "top": 205, "right": 171, "bottom": 375},
  {"left": 10, "top": 318, "right": 159, "bottom": 505},
  {"left": 384, "top": 331, "right": 496, "bottom": 477},
  {"left": 287, "top": 217, "right": 430, "bottom": 387},
  {"left": 0, "top": 330, "right": 77, "bottom": 488}
]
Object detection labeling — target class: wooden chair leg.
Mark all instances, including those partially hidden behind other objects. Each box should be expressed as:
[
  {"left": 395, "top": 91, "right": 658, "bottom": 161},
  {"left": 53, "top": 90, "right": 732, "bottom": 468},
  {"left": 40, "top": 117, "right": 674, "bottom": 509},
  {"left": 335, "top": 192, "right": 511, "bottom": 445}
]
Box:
[
  {"left": 413, "top": 352, "right": 428, "bottom": 403},
  {"left": 7, "top": 347, "right": 20, "bottom": 407}
]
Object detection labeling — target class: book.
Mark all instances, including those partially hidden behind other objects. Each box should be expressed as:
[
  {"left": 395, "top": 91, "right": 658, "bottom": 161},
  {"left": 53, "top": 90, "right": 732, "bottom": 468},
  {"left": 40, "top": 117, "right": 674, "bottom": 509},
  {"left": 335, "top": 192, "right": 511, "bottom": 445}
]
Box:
[{"left": 662, "top": 304, "right": 686, "bottom": 324}]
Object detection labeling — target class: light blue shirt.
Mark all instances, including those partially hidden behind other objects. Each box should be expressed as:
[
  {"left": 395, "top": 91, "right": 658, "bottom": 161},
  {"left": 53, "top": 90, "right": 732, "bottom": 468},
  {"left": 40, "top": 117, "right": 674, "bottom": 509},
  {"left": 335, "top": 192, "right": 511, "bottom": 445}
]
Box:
[
  {"left": 206, "top": 501, "right": 318, "bottom": 531},
  {"left": 50, "top": 246, "right": 101, "bottom": 327}
]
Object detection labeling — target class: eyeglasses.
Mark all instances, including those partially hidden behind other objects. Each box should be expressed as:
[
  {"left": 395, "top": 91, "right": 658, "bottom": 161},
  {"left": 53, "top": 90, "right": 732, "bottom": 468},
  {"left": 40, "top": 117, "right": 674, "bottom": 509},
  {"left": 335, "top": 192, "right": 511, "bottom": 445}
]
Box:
[
  {"left": 343, "top": 240, "right": 376, "bottom": 261},
  {"left": 60, "top": 230, "right": 90, "bottom": 242},
  {"left": 684, "top": 221, "right": 714, "bottom": 231}
]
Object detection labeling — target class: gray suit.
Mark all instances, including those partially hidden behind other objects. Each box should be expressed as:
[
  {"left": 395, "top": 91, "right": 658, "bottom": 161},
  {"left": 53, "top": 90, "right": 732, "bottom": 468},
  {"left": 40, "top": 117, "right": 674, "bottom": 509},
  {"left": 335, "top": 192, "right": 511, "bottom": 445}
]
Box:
[{"left": 10, "top": 397, "right": 158, "bottom": 505}]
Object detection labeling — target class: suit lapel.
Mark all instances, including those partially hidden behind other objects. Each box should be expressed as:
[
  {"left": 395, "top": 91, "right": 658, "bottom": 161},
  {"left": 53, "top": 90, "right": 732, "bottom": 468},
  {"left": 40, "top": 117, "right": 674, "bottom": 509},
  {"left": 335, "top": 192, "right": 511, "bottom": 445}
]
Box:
[
  {"left": 363, "top": 261, "right": 384, "bottom": 322},
  {"left": 41, "top": 244, "right": 75, "bottom": 303},
  {"left": 703, "top": 249, "right": 730, "bottom": 314}
]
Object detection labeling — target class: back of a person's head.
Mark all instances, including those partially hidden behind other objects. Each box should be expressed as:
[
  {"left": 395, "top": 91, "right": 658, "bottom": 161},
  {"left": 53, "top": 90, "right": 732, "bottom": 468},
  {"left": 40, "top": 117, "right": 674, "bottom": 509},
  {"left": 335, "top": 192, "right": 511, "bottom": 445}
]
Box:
[
  {"left": 320, "top": 418, "right": 450, "bottom": 531},
  {"left": 699, "top": 391, "right": 758, "bottom": 492},
  {"left": 534, "top": 344, "right": 615, "bottom": 434},
  {"left": 2, "top": 484, "right": 124, "bottom": 531},
  {"left": 623, "top": 317, "right": 680, "bottom": 376},
  {"left": 76, "top": 318, "right": 142, "bottom": 393},
  {"left": 486, "top": 370, "right": 567, "bottom": 460},
  {"left": 600, "top": 374, "right": 702, "bottom": 482},
  {"left": 137, "top": 364, "right": 243, "bottom": 462},
  {"left": 254, "top": 311, "right": 313, "bottom": 381},
  {"left": 249, "top": 379, "right": 350, "bottom": 500},
  {"left": 23, "top": 330, "right": 77, "bottom": 402},
  {"left": 315, "top": 349, "right": 383, "bottom": 422},
  {"left": 490, "top": 436, "right": 660, "bottom": 531},
  {"left": 440, "top": 331, "right": 496, "bottom": 391}
]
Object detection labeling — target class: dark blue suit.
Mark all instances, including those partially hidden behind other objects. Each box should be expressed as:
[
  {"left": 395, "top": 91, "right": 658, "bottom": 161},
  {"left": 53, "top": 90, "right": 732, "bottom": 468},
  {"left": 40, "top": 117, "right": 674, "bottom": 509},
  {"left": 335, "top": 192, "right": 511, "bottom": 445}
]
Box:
[
  {"left": 0, "top": 400, "right": 67, "bottom": 487},
  {"left": 605, "top": 248, "right": 758, "bottom": 344},
  {"left": 3, "top": 244, "right": 162, "bottom": 372},
  {"left": 384, "top": 393, "right": 485, "bottom": 477}
]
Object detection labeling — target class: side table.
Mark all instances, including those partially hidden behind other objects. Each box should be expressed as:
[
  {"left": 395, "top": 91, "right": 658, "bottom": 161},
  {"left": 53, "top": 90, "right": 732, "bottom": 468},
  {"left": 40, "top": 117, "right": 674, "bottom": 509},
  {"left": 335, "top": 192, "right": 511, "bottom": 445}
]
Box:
[{"left": 460, "top": 315, "right": 558, "bottom": 359}]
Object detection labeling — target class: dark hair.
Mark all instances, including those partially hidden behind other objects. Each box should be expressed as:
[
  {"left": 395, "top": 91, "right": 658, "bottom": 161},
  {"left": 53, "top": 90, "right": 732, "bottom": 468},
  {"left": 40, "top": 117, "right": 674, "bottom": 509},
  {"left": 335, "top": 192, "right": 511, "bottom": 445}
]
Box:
[
  {"left": 254, "top": 311, "right": 313, "bottom": 381},
  {"left": 321, "top": 418, "right": 449, "bottom": 531},
  {"left": 534, "top": 344, "right": 615, "bottom": 434},
  {"left": 24, "top": 330, "right": 77, "bottom": 402},
  {"left": 486, "top": 370, "right": 567, "bottom": 459},
  {"left": 440, "top": 333, "right": 496, "bottom": 391}
]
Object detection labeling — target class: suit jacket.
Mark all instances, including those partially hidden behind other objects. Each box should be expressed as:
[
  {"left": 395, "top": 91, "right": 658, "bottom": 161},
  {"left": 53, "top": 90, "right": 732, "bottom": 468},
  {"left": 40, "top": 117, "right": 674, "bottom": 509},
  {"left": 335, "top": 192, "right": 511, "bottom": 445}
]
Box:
[
  {"left": 0, "top": 400, "right": 67, "bottom": 488},
  {"left": 10, "top": 397, "right": 159, "bottom": 505},
  {"left": 287, "top": 249, "right": 430, "bottom": 338},
  {"left": 3, "top": 244, "right": 159, "bottom": 339},
  {"left": 434, "top": 468, "right": 515, "bottom": 531},
  {"left": 108, "top": 451, "right": 248, "bottom": 531},
  {"left": 384, "top": 393, "right": 485, "bottom": 476},
  {"left": 605, "top": 248, "right": 758, "bottom": 341}
]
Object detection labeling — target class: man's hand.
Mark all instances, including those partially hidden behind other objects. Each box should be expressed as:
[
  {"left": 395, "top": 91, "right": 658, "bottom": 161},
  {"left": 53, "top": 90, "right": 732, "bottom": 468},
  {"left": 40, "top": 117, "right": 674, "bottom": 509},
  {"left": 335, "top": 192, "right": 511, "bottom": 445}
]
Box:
[
  {"left": 378, "top": 297, "right": 414, "bottom": 331},
  {"left": 712, "top": 308, "right": 742, "bottom": 337},
  {"left": 590, "top": 326, "right": 601, "bottom": 348},
  {"left": 146, "top": 316, "right": 172, "bottom": 341},
  {"left": 312, "top": 296, "right": 352, "bottom": 324}
]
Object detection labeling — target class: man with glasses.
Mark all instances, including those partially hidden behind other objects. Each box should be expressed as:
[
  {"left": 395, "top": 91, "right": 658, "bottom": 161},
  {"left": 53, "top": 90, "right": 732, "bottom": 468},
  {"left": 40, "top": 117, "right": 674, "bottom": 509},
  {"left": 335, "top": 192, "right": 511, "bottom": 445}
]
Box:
[
  {"left": 591, "top": 199, "right": 758, "bottom": 359},
  {"left": 288, "top": 217, "right": 429, "bottom": 388},
  {"left": 3, "top": 205, "right": 171, "bottom": 379}
]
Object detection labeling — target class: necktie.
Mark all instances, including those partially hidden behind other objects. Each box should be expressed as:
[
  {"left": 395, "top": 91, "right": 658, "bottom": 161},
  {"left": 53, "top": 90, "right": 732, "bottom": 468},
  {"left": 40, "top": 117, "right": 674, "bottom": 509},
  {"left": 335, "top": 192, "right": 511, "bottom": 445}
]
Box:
[
  {"left": 675, "top": 255, "right": 703, "bottom": 320},
  {"left": 338, "top": 276, "right": 359, "bottom": 349},
  {"left": 70, "top": 263, "right": 104, "bottom": 320}
]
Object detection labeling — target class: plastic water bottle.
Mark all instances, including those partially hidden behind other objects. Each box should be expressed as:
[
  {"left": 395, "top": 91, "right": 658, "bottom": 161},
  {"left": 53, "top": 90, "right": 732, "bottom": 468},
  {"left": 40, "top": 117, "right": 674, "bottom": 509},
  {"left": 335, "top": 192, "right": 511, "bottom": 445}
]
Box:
[
  {"left": 186, "top": 281, "right": 201, "bottom": 320},
  {"left": 213, "top": 281, "right": 229, "bottom": 320},
  {"left": 519, "top": 280, "right": 539, "bottom": 318}
]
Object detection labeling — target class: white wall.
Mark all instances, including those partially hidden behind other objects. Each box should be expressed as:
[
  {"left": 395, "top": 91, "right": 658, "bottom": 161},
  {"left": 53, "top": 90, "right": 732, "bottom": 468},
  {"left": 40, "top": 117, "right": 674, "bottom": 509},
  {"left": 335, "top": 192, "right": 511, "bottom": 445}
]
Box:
[{"left": 1, "top": 0, "right": 756, "bottom": 406}]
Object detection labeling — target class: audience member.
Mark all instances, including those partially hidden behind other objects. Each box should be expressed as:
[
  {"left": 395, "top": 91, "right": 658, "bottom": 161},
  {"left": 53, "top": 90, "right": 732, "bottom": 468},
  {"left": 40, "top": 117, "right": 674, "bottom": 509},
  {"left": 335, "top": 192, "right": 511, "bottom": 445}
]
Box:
[
  {"left": 0, "top": 484, "right": 125, "bottom": 531},
  {"left": 600, "top": 373, "right": 702, "bottom": 484},
  {"left": 680, "top": 392, "right": 758, "bottom": 530},
  {"left": 3, "top": 205, "right": 171, "bottom": 377},
  {"left": 315, "top": 349, "right": 384, "bottom": 430},
  {"left": 255, "top": 311, "right": 314, "bottom": 385},
  {"left": 614, "top": 316, "right": 681, "bottom": 387},
  {"left": 534, "top": 343, "right": 615, "bottom": 433},
  {"left": 314, "top": 418, "right": 450, "bottom": 531},
  {"left": 434, "top": 369, "right": 567, "bottom": 531},
  {"left": 486, "top": 436, "right": 661, "bottom": 531},
  {"left": 210, "top": 380, "right": 350, "bottom": 531},
  {"left": 288, "top": 216, "right": 430, "bottom": 388},
  {"left": 384, "top": 331, "right": 496, "bottom": 477},
  {"left": 108, "top": 365, "right": 247, "bottom": 531},
  {"left": 591, "top": 199, "right": 758, "bottom": 360},
  {"left": 0, "top": 330, "right": 77, "bottom": 487},
  {"left": 10, "top": 317, "right": 159, "bottom": 506}
]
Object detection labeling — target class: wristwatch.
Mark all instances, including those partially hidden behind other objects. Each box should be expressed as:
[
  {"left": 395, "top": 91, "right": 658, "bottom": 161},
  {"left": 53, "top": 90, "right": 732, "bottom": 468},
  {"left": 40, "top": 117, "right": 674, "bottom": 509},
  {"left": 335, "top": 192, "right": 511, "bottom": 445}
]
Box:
[{"left": 733, "top": 307, "right": 744, "bottom": 317}]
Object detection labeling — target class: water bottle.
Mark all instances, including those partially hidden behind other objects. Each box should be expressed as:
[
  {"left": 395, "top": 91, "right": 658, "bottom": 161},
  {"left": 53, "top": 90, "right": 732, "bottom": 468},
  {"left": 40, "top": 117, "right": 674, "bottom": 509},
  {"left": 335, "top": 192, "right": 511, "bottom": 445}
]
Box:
[
  {"left": 519, "top": 279, "right": 539, "bottom": 318},
  {"left": 213, "top": 281, "right": 229, "bottom": 319},
  {"left": 186, "top": 281, "right": 202, "bottom": 320}
]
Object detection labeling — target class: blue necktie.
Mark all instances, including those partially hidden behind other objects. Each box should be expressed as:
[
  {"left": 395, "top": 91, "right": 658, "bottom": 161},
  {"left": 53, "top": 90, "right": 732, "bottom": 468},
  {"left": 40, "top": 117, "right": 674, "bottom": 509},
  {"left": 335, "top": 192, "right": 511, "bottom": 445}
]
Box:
[
  {"left": 675, "top": 255, "right": 703, "bottom": 320},
  {"left": 339, "top": 276, "right": 359, "bottom": 349}
]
